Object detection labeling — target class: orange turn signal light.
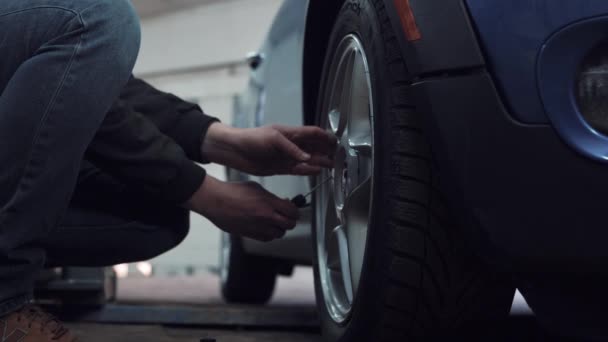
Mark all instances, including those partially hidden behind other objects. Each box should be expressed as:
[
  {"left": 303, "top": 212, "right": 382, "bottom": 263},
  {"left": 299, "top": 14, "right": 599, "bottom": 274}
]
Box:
[{"left": 393, "top": 0, "right": 421, "bottom": 41}]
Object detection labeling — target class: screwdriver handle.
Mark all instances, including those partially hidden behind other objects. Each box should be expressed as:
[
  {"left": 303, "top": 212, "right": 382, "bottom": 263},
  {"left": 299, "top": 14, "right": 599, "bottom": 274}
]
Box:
[
  {"left": 291, "top": 194, "right": 308, "bottom": 208},
  {"left": 291, "top": 176, "right": 333, "bottom": 208}
]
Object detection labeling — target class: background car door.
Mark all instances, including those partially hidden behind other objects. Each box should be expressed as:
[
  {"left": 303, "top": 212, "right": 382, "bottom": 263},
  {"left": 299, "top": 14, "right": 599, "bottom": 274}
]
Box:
[{"left": 252, "top": 0, "right": 311, "bottom": 200}]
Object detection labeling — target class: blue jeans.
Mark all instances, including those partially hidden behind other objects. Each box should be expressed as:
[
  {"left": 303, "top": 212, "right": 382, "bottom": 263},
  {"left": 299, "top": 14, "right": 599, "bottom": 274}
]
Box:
[{"left": 0, "top": 0, "right": 188, "bottom": 315}]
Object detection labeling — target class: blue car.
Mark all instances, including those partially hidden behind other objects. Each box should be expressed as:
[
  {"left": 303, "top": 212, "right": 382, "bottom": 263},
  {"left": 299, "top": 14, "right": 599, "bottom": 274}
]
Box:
[{"left": 222, "top": 0, "right": 608, "bottom": 340}]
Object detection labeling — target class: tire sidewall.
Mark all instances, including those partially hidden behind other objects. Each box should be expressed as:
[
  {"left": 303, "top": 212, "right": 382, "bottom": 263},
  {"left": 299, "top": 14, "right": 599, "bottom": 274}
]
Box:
[
  {"left": 220, "top": 233, "right": 241, "bottom": 296},
  {"left": 220, "top": 234, "right": 277, "bottom": 304},
  {"left": 312, "top": 0, "right": 395, "bottom": 340}
]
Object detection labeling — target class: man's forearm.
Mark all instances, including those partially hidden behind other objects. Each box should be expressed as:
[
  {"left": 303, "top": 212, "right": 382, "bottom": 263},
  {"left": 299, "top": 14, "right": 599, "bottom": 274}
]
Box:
[{"left": 200, "top": 122, "right": 244, "bottom": 167}]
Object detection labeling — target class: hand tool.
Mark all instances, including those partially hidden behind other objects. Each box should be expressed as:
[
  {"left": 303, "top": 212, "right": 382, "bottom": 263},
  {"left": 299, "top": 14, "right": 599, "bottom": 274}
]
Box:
[{"left": 291, "top": 175, "right": 333, "bottom": 208}]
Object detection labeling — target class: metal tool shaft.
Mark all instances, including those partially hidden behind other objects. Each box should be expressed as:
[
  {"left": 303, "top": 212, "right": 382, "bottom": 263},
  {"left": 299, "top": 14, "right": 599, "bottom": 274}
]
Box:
[{"left": 303, "top": 175, "right": 333, "bottom": 198}]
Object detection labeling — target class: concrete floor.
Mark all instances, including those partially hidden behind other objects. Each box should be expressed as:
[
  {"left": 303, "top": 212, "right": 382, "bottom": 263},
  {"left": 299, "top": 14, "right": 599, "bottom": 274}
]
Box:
[
  {"left": 68, "top": 324, "right": 321, "bottom": 342},
  {"left": 64, "top": 268, "right": 321, "bottom": 341},
  {"left": 60, "top": 267, "right": 540, "bottom": 341},
  {"left": 116, "top": 267, "right": 316, "bottom": 306}
]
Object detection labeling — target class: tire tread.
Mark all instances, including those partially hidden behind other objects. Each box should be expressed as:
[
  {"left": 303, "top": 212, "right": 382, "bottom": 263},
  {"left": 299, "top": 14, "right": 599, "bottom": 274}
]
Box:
[{"left": 369, "top": 0, "right": 513, "bottom": 339}]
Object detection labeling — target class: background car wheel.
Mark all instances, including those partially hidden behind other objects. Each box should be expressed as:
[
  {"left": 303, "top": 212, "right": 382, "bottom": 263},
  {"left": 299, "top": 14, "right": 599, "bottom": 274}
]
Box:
[
  {"left": 311, "top": 1, "right": 515, "bottom": 340},
  {"left": 219, "top": 233, "right": 277, "bottom": 304}
]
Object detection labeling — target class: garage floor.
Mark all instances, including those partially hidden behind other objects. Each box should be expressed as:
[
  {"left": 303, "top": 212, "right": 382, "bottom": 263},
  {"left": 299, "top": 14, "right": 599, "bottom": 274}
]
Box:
[
  {"left": 115, "top": 267, "right": 316, "bottom": 307},
  {"left": 59, "top": 268, "right": 547, "bottom": 341},
  {"left": 61, "top": 268, "right": 321, "bottom": 342},
  {"left": 67, "top": 324, "right": 321, "bottom": 342}
]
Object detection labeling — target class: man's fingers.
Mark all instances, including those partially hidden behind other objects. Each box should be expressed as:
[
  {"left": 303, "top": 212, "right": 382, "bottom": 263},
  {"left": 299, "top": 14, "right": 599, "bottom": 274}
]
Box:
[
  {"left": 291, "top": 163, "right": 323, "bottom": 175},
  {"left": 272, "top": 212, "right": 296, "bottom": 231},
  {"left": 271, "top": 126, "right": 337, "bottom": 170},
  {"left": 274, "top": 125, "right": 337, "bottom": 154},
  {"left": 248, "top": 225, "right": 285, "bottom": 241},
  {"left": 244, "top": 231, "right": 272, "bottom": 242},
  {"left": 308, "top": 154, "right": 333, "bottom": 168},
  {"left": 273, "top": 131, "right": 311, "bottom": 162},
  {"left": 303, "top": 126, "right": 337, "bottom": 151},
  {"left": 274, "top": 198, "right": 300, "bottom": 221},
  {"left": 260, "top": 215, "right": 289, "bottom": 238},
  {"left": 276, "top": 125, "right": 337, "bottom": 145},
  {"left": 268, "top": 225, "right": 287, "bottom": 239},
  {"left": 264, "top": 200, "right": 297, "bottom": 231}
]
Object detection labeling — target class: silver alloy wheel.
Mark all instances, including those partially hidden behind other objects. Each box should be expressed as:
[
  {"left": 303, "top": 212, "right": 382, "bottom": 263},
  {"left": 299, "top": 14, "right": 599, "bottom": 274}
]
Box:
[
  {"left": 220, "top": 233, "right": 231, "bottom": 284},
  {"left": 315, "top": 34, "right": 374, "bottom": 324}
]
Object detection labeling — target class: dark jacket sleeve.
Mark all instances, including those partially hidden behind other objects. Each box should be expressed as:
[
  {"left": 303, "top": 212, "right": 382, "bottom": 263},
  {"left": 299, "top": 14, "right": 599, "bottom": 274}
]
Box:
[
  {"left": 119, "top": 76, "right": 219, "bottom": 163},
  {"left": 85, "top": 77, "right": 218, "bottom": 204}
]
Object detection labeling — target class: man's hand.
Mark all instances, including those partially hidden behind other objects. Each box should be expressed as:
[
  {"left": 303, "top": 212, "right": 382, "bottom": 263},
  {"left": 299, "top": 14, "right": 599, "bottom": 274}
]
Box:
[
  {"left": 187, "top": 175, "right": 299, "bottom": 242},
  {"left": 202, "top": 123, "right": 337, "bottom": 176}
]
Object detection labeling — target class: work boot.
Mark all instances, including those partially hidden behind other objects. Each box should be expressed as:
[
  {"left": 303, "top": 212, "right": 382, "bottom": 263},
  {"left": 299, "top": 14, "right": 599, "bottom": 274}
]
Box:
[{"left": 0, "top": 304, "right": 77, "bottom": 341}]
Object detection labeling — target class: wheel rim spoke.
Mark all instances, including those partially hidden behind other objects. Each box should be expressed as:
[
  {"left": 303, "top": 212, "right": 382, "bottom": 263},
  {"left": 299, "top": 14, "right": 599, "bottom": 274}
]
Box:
[
  {"left": 343, "top": 177, "right": 371, "bottom": 294},
  {"left": 324, "top": 183, "right": 340, "bottom": 246},
  {"left": 348, "top": 132, "right": 372, "bottom": 156},
  {"left": 326, "top": 225, "right": 354, "bottom": 303},
  {"left": 327, "top": 49, "right": 355, "bottom": 137},
  {"left": 346, "top": 50, "right": 372, "bottom": 155},
  {"left": 328, "top": 109, "right": 342, "bottom": 136},
  {"left": 337, "top": 50, "right": 356, "bottom": 129}
]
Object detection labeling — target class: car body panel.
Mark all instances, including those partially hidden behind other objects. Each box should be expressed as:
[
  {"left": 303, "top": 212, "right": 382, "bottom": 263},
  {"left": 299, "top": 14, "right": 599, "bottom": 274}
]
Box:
[
  {"left": 382, "top": 0, "right": 485, "bottom": 75},
  {"left": 380, "top": 0, "right": 608, "bottom": 270},
  {"left": 465, "top": 0, "right": 608, "bottom": 124},
  {"left": 413, "top": 72, "right": 608, "bottom": 272}
]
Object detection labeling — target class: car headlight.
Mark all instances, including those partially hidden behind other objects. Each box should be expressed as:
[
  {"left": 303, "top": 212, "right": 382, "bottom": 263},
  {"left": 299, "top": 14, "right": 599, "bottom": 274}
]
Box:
[{"left": 577, "top": 42, "right": 608, "bottom": 136}]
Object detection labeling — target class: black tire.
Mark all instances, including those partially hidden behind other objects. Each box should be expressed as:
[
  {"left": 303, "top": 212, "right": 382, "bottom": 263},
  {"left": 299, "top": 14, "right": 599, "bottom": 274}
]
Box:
[
  {"left": 311, "top": 1, "right": 515, "bottom": 341},
  {"left": 219, "top": 233, "right": 277, "bottom": 304}
]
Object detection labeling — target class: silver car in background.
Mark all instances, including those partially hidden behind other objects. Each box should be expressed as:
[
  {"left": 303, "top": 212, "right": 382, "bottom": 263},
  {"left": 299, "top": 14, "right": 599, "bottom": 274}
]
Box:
[{"left": 220, "top": 0, "right": 312, "bottom": 305}]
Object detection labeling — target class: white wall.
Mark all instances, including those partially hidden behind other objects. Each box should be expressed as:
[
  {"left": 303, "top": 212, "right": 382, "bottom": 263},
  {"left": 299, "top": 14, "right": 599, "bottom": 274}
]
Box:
[
  {"left": 134, "top": 0, "right": 283, "bottom": 76},
  {"left": 131, "top": 0, "right": 283, "bottom": 276}
]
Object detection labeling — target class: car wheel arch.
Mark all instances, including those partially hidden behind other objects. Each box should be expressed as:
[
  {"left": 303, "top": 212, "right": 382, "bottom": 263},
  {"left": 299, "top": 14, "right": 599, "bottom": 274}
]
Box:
[{"left": 302, "top": 0, "right": 344, "bottom": 126}]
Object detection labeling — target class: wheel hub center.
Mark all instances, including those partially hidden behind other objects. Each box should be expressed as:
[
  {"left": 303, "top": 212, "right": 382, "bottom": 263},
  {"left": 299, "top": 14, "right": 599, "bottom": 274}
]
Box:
[{"left": 334, "top": 145, "right": 360, "bottom": 209}]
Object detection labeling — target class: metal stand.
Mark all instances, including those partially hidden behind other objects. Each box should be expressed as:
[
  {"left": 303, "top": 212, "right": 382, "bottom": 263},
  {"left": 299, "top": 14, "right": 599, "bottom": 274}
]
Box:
[{"left": 35, "top": 267, "right": 116, "bottom": 307}]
